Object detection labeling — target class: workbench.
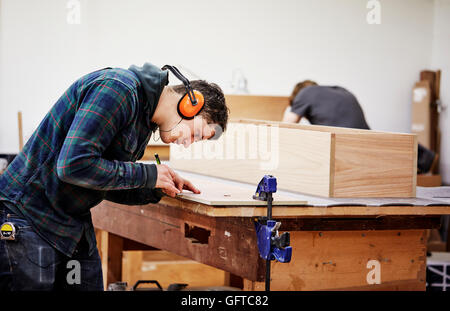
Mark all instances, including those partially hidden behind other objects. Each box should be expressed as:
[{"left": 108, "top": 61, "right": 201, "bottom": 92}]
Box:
[{"left": 92, "top": 171, "right": 450, "bottom": 291}]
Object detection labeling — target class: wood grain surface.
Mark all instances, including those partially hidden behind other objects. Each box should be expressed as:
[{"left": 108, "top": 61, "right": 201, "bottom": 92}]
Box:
[
  {"left": 176, "top": 174, "right": 307, "bottom": 206},
  {"left": 171, "top": 120, "right": 417, "bottom": 198},
  {"left": 243, "top": 230, "right": 427, "bottom": 291},
  {"left": 225, "top": 95, "right": 289, "bottom": 121}
]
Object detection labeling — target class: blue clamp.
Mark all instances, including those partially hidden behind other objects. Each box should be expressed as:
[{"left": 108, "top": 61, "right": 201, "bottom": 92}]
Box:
[
  {"left": 253, "top": 175, "right": 292, "bottom": 264},
  {"left": 255, "top": 220, "right": 292, "bottom": 263},
  {"left": 252, "top": 175, "right": 277, "bottom": 202}
]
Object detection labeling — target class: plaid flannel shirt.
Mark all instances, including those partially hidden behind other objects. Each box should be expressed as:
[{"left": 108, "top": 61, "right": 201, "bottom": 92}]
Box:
[{"left": 0, "top": 65, "right": 167, "bottom": 257}]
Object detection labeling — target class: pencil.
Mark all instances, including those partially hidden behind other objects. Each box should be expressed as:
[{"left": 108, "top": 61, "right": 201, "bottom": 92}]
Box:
[{"left": 154, "top": 153, "right": 161, "bottom": 165}]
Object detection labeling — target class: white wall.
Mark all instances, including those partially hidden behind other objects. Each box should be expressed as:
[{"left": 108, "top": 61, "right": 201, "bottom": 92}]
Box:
[
  {"left": 0, "top": 0, "right": 446, "bottom": 181},
  {"left": 431, "top": 0, "right": 450, "bottom": 184}
]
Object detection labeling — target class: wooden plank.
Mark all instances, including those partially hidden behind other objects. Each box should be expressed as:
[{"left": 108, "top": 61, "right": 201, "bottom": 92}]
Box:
[
  {"left": 243, "top": 230, "right": 427, "bottom": 291},
  {"left": 122, "top": 250, "right": 227, "bottom": 289},
  {"left": 94, "top": 228, "right": 106, "bottom": 288},
  {"left": 237, "top": 118, "right": 387, "bottom": 134},
  {"left": 123, "top": 239, "right": 158, "bottom": 251},
  {"left": 412, "top": 81, "right": 432, "bottom": 149},
  {"left": 95, "top": 230, "right": 124, "bottom": 289},
  {"left": 225, "top": 95, "right": 289, "bottom": 121},
  {"left": 332, "top": 132, "right": 416, "bottom": 197},
  {"left": 243, "top": 278, "right": 425, "bottom": 291},
  {"left": 278, "top": 216, "right": 441, "bottom": 231},
  {"left": 17, "top": 111, "right": 23, "bottom": 151},
  {"left": 240, "top": 119, "right": 417, "bottom": 197},
  {"left": 176, "top": 175, "right": 307, "bottom": 206},
  {"left": 420, "top": 70, "right": 440, "bottom": 153},
  {"left": 92, "top": 201, "right": 265, "bottom": 281},
  {"left": 160, "top": 195, "right": 450, "bottom": 218},
  {"left": 170, "top": 120, "right": 417, "bottom": 198},
  {"left": 171, "top": 122, "right": 334, "bottom": 197}
]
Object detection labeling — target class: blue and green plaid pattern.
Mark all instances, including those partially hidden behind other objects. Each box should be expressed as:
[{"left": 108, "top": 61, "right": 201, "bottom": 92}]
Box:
[{"left": 0, "top": 67, "right": 162, "bottom": 256}]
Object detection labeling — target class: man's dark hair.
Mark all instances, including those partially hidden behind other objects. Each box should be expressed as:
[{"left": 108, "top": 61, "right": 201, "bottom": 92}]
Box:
[
  {"left": 289, "top": 80, "right": 318, "bottom": 105},
  {"left": 172, "top": 80, "right": 229, "bottom": 132}
]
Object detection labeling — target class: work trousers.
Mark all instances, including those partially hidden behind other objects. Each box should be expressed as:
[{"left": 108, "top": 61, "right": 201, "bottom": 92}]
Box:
[{"left": 0, "top": 203, "right": 103, "bottom": 291}]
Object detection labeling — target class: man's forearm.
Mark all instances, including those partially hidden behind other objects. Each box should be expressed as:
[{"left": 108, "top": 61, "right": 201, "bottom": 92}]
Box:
[{"left": 57, "top": 156, "right": 158, "bottom": 191}]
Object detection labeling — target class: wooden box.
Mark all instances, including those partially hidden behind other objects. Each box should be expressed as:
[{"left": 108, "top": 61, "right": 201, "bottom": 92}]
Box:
[{"left": 170, "top": 119, "right": 417, "bottom": 198}]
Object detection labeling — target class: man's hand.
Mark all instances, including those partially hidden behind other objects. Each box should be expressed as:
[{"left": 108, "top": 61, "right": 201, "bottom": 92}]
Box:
[
  {"left": 155, "top": 164, "right": 200, "bottom": 197},
  {"left": 173, "top": 171, "right": 201, "bottom": 195}
]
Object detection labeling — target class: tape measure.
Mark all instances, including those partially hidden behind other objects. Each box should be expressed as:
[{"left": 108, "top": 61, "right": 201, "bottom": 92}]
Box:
[{"left": 0, "top": 222, "right": 17, "bottom": 240}]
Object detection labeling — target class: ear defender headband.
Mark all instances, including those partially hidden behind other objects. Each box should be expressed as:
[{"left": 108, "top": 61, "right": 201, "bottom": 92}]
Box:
[{"left": 161, "top": 65, "right": 205, "bottom": 120}]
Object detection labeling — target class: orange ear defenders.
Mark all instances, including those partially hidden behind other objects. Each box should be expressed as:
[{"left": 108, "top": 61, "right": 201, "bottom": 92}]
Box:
[{"left": 161, "top": 65, "right": 205, "bottom": 120}]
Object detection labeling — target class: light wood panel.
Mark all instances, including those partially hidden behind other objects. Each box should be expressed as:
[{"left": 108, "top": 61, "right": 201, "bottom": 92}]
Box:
[
  {"left": 412, "top": 81, "right": 431, "bottom": 149},
  {"left": 17, "top": 111, "right": 24, "bottom": 151},
  {"left": 161, "top": 194, "right": 450, "bottom": 218},
  {"left": 170, "top": 120, "right": 417, "bottom": 198},
  {"left": 171, "top": 122, "right": 334, "bottom": 197},
  {"left": 237, "top": 118, "right": 383, "bottom": 134},
  {"left": 176, "top": 194, "right": 304, "bottom": 207},
  {"left": 243, "top": 230, "right": 427, "bottom": 291},
  {"left": 225, "top": 95, "right": 289, "bottom": 121},
  {"left": 177, "top": 175, "right": 307, "bottom": 206},
  {"left": 239, "top": 119, "right": 417, "bottom": 197},
  {"left": 122, "top": 250, "right": 227, "bottom": 289},
  {"left": 332, "top": 132, "right": 417, "bottom": 197},
  {"left": 95, "top": 229, "right": 123, "bottom": 289}
]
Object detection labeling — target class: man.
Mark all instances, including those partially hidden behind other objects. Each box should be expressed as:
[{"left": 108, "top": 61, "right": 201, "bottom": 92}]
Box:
[
  {"left": 0, "top": 62, "right": 229, "bottom": 290},
  {"left": 283, "top": 80, "right": 438, "bottom": 174}
]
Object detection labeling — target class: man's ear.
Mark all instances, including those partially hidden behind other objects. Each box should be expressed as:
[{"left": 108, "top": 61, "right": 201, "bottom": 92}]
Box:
[{"left": 207, "top": 123, "right": 223, "bottom": 140}]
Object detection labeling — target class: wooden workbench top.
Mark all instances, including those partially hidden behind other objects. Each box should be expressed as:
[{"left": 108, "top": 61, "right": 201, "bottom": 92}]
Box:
[{"left": 154, "top": 171, "right": 450, "bottom": 218}]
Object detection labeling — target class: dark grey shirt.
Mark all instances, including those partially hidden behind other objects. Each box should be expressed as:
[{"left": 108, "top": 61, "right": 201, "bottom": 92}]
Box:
[{"left": 291, "top": 85, "right": 370, "bottom": 130}]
